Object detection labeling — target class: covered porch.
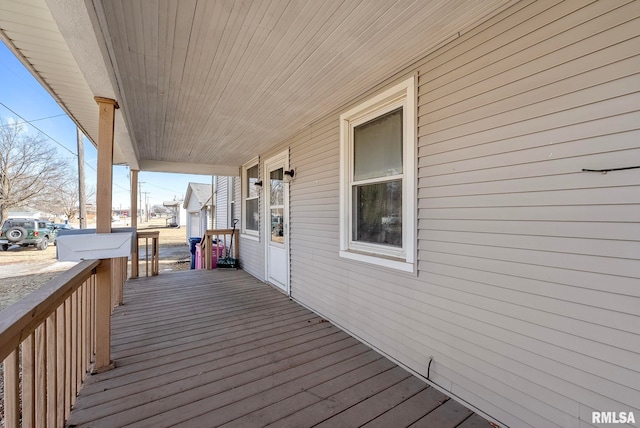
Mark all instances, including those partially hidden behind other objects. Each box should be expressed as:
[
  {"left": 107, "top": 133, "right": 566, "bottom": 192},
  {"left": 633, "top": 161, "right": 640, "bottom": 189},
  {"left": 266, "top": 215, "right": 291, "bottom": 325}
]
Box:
[{"left": 67, "top": 269, "right": 485, "bottom": 427}]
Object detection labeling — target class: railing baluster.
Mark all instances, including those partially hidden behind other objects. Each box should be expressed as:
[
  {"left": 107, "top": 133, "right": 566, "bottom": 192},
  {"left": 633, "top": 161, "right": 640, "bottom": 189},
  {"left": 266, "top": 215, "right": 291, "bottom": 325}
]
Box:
[
  {"left": 91, "top": 274, "right": 96, "bottom": 363},
  {"left": 75, "top": 288, "right": 82, "bottom": 396},
  {"left": 47, "top": 312, "right": 57, "bottom": 427},
  {"left": 3, "top": 349, "right": 19, "bottom": 427},
  {"left": 65, "top": 296, "right": 72, "bottom": 418},
  {"left": 71, "top": 290, "right": 78, "bottom": 404},
  {"left": 56, "top": 304, "right": 66, "bottom": 427},
  {"left": 79, "top": 282, "right": 84, "bottom": 378},
  {"left": 21, "top": 333, "right": 35, "bottom": 428},
  {"left": 83, "top": 281, "right": 89, "bottom": 375},
  {"left": 35, "top": 324, "right": 47, "bottom": 426}
]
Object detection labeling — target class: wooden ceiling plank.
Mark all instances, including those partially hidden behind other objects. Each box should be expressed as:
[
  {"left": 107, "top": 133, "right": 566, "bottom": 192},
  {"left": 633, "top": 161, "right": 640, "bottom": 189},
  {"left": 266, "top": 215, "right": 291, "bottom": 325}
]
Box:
[
  {"left": 106, "top": 0, "right": 144, "bottom": 156},
  {"left": 142, "top": 1, "right": 160, "bottom": 159},
  {"left": 169, "top": 0, "right": 224, "bottom": 159},
  {"left": 154, "top": 0, "right": 172, "bottom": 159},
  {"left": 183, "top": 0, "right": 277, "bottom": 152},
  {"left": 160, "top": 0, "right": 197, "bottom": 160},
  {"left": 131, "top": 0, "right": 153, "bottom": 157},
  {"left": 174, "top": 0, "right": 258, "bottom": 152},
  {"left": 209, "top": 0, "right": 374, "bottom": 142}
]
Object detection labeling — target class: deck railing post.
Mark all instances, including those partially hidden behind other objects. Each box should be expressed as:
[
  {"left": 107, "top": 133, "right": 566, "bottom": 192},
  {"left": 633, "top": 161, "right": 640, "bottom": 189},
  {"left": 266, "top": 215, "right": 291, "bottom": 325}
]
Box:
[
  {"left": 94, "top": 259, "right": 114, "bottom": 372},
  {"left": 205, "top": 232, "right": 212, "bottom": 270}
]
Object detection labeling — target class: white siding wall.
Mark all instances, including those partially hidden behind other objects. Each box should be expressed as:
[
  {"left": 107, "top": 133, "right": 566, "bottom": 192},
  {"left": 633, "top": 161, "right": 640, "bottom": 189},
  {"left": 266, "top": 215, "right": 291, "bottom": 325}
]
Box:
[
  {"left": 283, "top": 1, "right": 640, "bottom": 427},
  {"left": 215, "top": 176, "right": 229, "bottom": 229},
  {"left": 185, "top": 195, "right": 202, "bottom": 240}
]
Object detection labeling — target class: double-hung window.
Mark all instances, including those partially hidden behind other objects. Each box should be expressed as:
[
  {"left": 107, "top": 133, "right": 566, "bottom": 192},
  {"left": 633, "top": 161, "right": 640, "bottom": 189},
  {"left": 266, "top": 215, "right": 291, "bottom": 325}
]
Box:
[
  {"left": 339, "top": 77, "right": 415, "bottom": 272},
  {"left": 242, "top": 159, "right": 260, "bottom": 236}
]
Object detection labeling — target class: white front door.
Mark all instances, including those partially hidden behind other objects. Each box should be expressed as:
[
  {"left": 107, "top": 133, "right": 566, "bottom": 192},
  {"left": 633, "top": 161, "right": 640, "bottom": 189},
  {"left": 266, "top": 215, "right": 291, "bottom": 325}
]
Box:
[{"left": 264, "top": 151, "right": 289, "bottom": 294}]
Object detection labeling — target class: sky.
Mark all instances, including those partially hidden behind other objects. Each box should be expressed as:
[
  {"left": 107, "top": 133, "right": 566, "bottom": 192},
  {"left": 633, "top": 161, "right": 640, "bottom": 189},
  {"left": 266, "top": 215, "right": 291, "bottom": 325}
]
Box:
[{"left": 0, "top": 42, "right": 213, "bottom": 210}]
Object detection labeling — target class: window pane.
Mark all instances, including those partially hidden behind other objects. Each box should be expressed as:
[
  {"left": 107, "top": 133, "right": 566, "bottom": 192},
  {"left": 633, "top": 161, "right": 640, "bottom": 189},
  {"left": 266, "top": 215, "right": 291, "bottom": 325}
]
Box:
[
  {"left": 270, "top": 207, "right": 284, "bottom": 243},
  {"left": 270, "top": 168, "right": 284, "bottom": 206},
  {"left": 246, "top": 198, "right": 258, "bottom": 231},
  {"left": 353, "top": 107, "right": 403, "bottom": 181},
  {"left": 247, "top": 164, "right": 259, "bottom": 198},
  {"left": 352, "top": 180, "right": 402, "bottom": 247}
]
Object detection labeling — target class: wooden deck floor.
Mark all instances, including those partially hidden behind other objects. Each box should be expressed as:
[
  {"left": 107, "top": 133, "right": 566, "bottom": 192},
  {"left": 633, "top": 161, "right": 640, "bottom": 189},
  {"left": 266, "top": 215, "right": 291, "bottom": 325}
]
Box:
[{"left": 68, "top": 269, "right": 489, "bottom": 428}]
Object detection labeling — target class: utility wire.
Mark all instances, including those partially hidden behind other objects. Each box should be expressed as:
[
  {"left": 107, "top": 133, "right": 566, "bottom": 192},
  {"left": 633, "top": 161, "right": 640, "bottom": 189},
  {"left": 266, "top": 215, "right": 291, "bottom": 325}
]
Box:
[
  {"left": 0, "top": 101, "right": 76, "bottom": 156},
  {"left": 0, "top": 113, "right": 66, "bottom": 128},
  {"left": 0, "top": 101, "right": 100, "bottom": 174},
  {"left": 1, "top": 101, "right": 133, "bottom": 195}
]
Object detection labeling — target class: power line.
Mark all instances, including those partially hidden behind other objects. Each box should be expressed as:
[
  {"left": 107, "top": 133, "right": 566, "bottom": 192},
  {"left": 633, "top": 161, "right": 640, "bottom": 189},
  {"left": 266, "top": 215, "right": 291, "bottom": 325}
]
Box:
[
  {"left": 144, "top": 181, "right": 185, "bottom": 193},
  {"left": 0, "top": 113, "right": 66, "bottom": 128},
  {"left": 0, "top": 101, "right": 131, "bottom": 194},
  {"left": 0, "top": 101, "right": 76, "bottom": 156},
  {"left": 0, "top": 101, "right": 98, "bottom": 174}
]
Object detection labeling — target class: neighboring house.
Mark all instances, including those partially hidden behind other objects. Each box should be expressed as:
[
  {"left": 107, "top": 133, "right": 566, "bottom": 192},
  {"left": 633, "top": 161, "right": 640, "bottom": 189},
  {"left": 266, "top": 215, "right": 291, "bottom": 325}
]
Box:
[
  {"left": 183, "top": 182, "right": 213, "bottom": 242},
  {"left": 214, "top": 176, "right": 236, "bottom": 231},
  {"left": 6, "top": 207, "right": 48, "bottom": 220},
  {"left": 162, "top": 199, "right": 186, "bottom": 228},
  {"left": 2, "top": 2, "right": 639, "bottom": 427}
]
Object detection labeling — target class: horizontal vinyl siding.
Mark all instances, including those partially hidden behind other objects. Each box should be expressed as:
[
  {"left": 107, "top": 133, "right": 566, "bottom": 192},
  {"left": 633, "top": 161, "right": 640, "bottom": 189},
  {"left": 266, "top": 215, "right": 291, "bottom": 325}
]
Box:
[
  {"left": 281, "top": 1, "right": 640, "bottom": 428},
  {"left": 215, "top": 176, "right": 228, "bottom": 229},
  {"left": 415, "top": 1, "right": 640, "bottom": 427}
]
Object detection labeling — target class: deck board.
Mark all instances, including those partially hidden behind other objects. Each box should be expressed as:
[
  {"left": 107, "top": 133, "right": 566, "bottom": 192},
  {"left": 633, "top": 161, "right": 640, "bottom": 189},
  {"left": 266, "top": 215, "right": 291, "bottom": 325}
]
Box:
[{"left": 68, "top": 269, "right": 489, "bottom": 427}]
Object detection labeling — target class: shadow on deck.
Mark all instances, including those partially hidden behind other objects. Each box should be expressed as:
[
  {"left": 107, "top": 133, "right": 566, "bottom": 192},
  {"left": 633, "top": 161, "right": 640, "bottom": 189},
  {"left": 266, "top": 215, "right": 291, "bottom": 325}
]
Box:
[{"left": 68, "top": 269, "right": 489, "bottom": 427}]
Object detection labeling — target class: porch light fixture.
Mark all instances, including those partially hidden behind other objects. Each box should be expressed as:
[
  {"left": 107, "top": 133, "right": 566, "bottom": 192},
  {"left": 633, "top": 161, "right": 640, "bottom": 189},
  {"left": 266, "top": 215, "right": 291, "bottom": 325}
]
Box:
[{"left": 284, "top": 169, "right": 295, "bottom": 183}]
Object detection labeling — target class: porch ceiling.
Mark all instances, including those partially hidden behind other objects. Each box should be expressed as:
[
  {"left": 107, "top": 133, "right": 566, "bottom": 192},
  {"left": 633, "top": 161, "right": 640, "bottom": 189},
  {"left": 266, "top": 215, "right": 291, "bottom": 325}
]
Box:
[{"left": 0, "top": 0, "right": 511, "bottom": 175}]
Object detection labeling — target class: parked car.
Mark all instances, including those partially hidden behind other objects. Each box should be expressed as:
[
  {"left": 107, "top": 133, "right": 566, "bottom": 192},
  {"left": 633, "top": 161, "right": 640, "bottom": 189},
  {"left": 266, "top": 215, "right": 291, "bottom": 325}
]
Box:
[
  {"left": 52, "top": 223, "right": 74, "bottom": 244},
  {"left": 0, "top": 218, "right": 59, "bottom": 251},
  {"left": 53, "top": 222, "right": 75, "bottom": 230}
]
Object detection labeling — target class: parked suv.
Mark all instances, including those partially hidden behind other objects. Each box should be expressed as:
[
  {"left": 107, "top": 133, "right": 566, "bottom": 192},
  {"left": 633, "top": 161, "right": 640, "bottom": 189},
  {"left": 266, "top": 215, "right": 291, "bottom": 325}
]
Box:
[{"left": 0, "top": 218, "right": 58, "bottom": 251}]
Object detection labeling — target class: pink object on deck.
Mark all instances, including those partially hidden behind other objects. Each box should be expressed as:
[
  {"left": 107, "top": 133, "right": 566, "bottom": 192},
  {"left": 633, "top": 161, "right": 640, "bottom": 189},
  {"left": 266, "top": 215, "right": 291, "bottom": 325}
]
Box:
[{"left": 195, "top": 243, "right": 225, "bottom": 269}]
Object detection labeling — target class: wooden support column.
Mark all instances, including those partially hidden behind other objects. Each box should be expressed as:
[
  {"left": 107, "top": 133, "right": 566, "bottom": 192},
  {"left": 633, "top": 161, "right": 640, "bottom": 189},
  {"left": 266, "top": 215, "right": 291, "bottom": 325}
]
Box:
[
  {"left": 131, "top": 169, "right": 139, "bottom": 278},
  {"left": 93, "top": 96, "right": 118, "bottom": 373},
  {"left": 131, "top": 169, "right": 138, "bottom": 229}
]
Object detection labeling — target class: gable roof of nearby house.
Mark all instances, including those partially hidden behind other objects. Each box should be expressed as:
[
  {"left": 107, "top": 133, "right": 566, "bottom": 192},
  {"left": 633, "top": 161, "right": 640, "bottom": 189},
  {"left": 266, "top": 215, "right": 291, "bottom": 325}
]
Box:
[{"left": 183, "top": 183, "right": 212, "bottom": 210}]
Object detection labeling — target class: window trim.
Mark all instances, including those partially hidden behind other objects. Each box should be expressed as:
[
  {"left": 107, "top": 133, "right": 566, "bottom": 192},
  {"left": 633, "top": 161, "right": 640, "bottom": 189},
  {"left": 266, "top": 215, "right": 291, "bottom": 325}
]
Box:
[
  {"left": 241, "top": 157, "right": 260, "bottom": 238},
  {"left": 339, "top": 76, "right": 416, "bottom": 272}
]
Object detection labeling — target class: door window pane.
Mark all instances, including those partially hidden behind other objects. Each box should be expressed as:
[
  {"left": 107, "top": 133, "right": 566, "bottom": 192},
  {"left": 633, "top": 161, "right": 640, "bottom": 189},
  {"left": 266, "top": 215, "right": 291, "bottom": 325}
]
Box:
[
  {"left": 270, "top": 207, "right": 284, "bottom": 244},
  {"left": 270, "top": 168, "right": 284, "bottom": 206},
  {"left": 352, "top": 180, "right": 402, "bottom": 247},
  {"left": 353, "top": 108, "right": 403, "bottom": 181}
]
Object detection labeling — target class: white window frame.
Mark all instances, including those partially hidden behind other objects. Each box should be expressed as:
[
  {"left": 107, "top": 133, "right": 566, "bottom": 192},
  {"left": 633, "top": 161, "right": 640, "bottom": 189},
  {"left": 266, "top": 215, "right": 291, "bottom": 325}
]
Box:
[
  {"left": 339, "top": 76, "right": 416, "bottom": 273},
  {"left": 241, "top": 157, "right": 260, "bottom": 239}
]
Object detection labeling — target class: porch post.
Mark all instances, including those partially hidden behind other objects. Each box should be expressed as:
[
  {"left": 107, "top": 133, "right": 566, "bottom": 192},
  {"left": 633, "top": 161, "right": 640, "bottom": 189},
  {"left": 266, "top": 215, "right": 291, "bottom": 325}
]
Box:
[
  {"left": 93, "top": 96, "right": 118, "bottom": 372},
  {"left": 130, "top": 170, "right": 139, "bottom": 278},
  {"left": 131, "top": 170, "right": 138, "bottom": 229}
]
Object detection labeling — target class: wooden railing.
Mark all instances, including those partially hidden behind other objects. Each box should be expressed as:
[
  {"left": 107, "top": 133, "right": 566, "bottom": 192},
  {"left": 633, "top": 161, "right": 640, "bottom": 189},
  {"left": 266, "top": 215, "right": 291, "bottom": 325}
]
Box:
[
  {"left": 199, "top": 229, "right": 239, "bottom": 269},
  {"left": 0, "top": 258, "right": 122, "bottom": 426},
  {"left": 131, "top": 231, "right": 160, "bottom": 278}
]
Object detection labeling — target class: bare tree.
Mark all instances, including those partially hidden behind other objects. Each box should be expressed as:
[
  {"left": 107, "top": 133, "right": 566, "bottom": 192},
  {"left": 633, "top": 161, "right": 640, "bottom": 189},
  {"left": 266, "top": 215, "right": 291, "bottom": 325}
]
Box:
[
  {"left": 48, "top": 174, "right": 95, "bottom": 222},
  {"left": 0, "top": 120, "right": 70, "bottom": 222}
]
